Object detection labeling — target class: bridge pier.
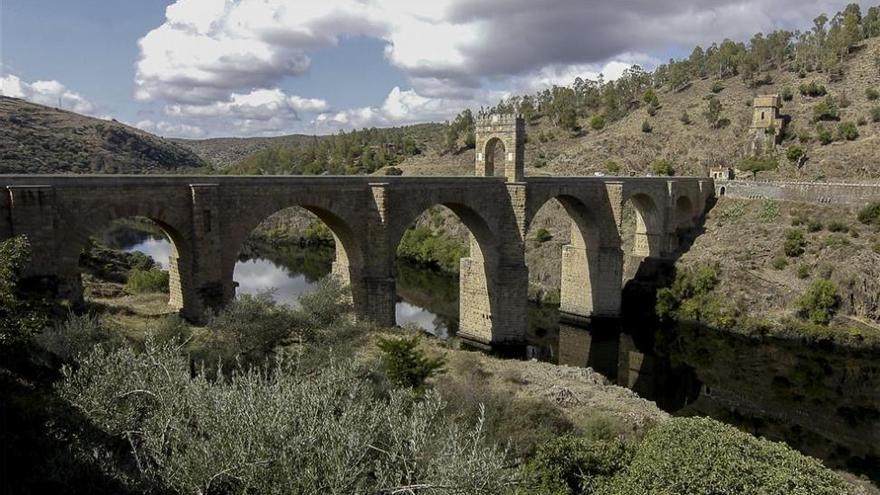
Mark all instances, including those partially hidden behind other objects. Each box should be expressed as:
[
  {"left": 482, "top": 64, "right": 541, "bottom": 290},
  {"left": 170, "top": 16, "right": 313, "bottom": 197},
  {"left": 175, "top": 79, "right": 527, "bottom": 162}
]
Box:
[{"left": 559, "top": 245, "right": 623, "bottom": 322}]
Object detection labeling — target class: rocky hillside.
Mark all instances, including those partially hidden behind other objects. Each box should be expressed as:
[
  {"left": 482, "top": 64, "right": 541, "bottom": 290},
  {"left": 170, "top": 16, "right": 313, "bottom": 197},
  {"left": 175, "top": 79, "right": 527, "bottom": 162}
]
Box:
[
  {"left": 0, "top": 97, "right": 205, "bottom": 174},
  {"left": 170, "top": 135, "right": 316, "bottom": 170}
]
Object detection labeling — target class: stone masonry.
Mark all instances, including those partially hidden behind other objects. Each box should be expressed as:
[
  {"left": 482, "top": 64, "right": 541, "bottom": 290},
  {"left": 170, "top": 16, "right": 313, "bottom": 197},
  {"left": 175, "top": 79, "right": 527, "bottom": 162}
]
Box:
[{"left": 0, "top": 118, "right": 712, "bottom": 346}]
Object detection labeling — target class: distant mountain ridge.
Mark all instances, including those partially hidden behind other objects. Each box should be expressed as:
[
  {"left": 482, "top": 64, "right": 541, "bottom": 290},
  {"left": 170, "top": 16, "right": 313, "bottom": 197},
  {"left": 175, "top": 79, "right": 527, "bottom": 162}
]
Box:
[{"left": 0, "top": 97, "right": 205, "bottom": 174}]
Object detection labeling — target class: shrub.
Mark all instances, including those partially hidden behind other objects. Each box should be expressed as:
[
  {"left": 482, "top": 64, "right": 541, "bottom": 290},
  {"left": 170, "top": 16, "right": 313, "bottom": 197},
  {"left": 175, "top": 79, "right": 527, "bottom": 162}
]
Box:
[
  {"left": 815, "top": 124, "right": 833, "bottom": 145},
  {"left": 738, "top": 155, "right": 778, "bottom": 179},
  {"left": 641, "top": 120, "right": 653, "bottom": 133},
  {"left": 522, "top": 436, "right": 633, "bottom": 494},
  {"left": 772, "top": 256, "right": 788, "bottom": 270},
  {"left": 384, "top": 166, "right": 403, "bottom": 176},
  {"left": 302, "top": 220, "right": 334, "bottom": 244},
  {"left": 783, "top": 229, "right": 806, "bottom": 257},
  {"left": 646, "top": 105, "right": 657, "bottom": 116},
  {"left": 857, "top": 116, "right": 867, "bottom": 126},
  {"left": 858, "top": 202, "right": 880, "bottom": 225},
  {"left": 604, "top": 160, "right": 621, "bottom": 174},
  {"left": 377, "top": 335, "right": 445, "bottom": 392},
  {"left": 836, "top": 121, "right": 859, "bottom": 141},
  {"left": 785, "top": 145, "right": 805, "bottom": 164},
  {"left": 59, "top": 341, "right": 512, "bottom": 494},
  {"left": 655, "top": 263, "right": 733, "bottom": 327},
  {"left": 867, "top": 87, "right": 880, "bottom": 100},
  {"left": 124, "top": 268, "right": 169, "bottom": 294},
  {"left": 781, "top": 86, "right": 794, "bottom": 101},
  {"left": 826, "top": 221, "right": 848, "bottom": 233},
  {"left": 0, "top": 236, "right": 48, "bottom": 345},
  {"left": 710, "top": 81, "right": 724, "bottom": 93},
  {"left": 534, "top": 228, "right": 553, "bottom": 243},
  {"left": 679, "top": 110, "right": 692, "bottom": 125},
  {"left": 799, "top": 81, "right": 827, "bottom": 97},
  {"left": 812, "top": 97, "right": 839, "bottom": 122},
  {"left": 590, "top": 115, "right": 606, "bottom": 130},
  {"left": 607, "top": 417, "right": 851, "bottom": 495},
  {"left": 871, "top": 106, "right": 880, "bottom": 123},
  {"left": 652, "top": 159, "right": 674, "bottom": 176},
  {"left": 806, "top": 219, "right": 823, "bottom": 232},
  {"left": 35, "top": 312, "right": 123, "bottom": 362},
  {"left": 397, "top": 226, "right": 468, "bottom": 273},
  {"left": 643, "top": 89, "right": 659, "bottom": 107},
  {"left": 797, "top": 264, "right": 811, "bottom": 279},
  {"left": 797, "top": 279, "right": 840, "bottom": 325},
  {"left": 758, "top": 200, "right": 779, "bottom": 222}
]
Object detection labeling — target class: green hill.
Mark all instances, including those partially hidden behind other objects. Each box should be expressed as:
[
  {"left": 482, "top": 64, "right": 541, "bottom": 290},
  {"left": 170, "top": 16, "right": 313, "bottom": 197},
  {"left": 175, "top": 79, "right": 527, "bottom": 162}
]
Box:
[{"left": 0, "top": 96, "right": 205, "bottom": 174}]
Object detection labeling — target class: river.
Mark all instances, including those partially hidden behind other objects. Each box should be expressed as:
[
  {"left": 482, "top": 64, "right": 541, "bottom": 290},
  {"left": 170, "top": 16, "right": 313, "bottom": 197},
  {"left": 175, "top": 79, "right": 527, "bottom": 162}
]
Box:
[{"left": 117, "top": 233, "right": 879, "bottom": 481}]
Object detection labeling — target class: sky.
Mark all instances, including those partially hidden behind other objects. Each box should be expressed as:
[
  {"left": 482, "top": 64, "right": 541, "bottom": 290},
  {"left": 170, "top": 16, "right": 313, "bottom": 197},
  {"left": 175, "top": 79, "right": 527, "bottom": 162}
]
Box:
[{"left": 0, "top": 0, "right": 869, "bottom": 139}]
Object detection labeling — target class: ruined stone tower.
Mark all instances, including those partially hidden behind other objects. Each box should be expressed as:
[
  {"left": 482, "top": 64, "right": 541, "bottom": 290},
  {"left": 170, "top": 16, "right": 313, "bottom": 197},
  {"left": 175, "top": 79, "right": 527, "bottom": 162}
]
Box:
[
  {"left": 475, "top": 114, "right": 525, "bottom": 182},
  {"left": 746, "top": 94, "right": 782, "bottom": 155}
]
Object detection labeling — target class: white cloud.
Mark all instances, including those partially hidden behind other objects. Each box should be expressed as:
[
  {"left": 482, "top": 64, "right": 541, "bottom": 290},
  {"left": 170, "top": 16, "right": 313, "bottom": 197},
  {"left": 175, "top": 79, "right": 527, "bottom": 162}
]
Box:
[
  {"left": 135, "top": 119, "right": 206, "bottom": 138},
  {"left": 1, "top": 74, "right": 97, "bottom": 115},
  {"left": 133, "top": 0, "right": 860, "bottom": 136}
]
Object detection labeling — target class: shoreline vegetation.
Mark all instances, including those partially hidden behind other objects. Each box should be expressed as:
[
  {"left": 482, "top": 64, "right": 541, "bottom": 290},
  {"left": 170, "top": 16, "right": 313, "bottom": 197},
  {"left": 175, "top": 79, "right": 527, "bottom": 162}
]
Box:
[{"left": 2, "top": 235, "right": 877, "bottom": 494}]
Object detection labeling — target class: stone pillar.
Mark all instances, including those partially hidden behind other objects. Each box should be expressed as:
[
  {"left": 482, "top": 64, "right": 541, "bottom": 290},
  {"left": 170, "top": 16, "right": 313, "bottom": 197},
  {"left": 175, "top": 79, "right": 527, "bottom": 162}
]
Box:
[
  {"left": 559, "top": 221, "right": 623, "bottom": 321},
  {"left": 349, "top": 182, "right": 396, "bottom": 327},
  {"left": 183, "top": 184, "right": 226, "bottom": 321},
  {"left": 458, "top": 235, "right": 528, "bottom": 346}
]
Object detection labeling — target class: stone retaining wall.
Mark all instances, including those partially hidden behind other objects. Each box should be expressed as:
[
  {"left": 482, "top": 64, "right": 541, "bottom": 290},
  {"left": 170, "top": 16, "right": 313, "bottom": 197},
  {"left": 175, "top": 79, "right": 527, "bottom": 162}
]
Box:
[{"left": 717, "top": 180, "right": 880, "bottom": 206}]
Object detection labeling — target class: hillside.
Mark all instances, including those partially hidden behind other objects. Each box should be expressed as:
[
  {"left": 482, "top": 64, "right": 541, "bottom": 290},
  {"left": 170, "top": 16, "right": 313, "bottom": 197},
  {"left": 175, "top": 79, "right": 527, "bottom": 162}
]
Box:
[
  {"left": 170, "top": 134, "right": 316, "bottom": 170},
  {"left": 0, "top": 97, "right": 205, "bottom": 174}
]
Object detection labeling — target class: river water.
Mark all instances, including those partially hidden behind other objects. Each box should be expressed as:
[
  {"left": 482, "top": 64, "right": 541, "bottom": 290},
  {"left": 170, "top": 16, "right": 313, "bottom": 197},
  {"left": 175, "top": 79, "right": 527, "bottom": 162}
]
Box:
[{"left": 117, "top": 234, "right": 879, "bottom": 481}]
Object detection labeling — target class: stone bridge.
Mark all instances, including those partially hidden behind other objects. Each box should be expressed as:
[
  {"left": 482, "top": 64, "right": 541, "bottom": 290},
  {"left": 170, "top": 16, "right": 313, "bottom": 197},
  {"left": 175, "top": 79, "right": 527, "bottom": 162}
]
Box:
[{"left": 0, "top": 116, "right": 714, "bottom": 346}]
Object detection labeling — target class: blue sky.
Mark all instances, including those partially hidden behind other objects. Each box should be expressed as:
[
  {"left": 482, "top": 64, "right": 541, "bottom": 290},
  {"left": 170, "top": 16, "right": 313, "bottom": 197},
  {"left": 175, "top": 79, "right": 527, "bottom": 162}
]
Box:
[{"left": 0, "top": 0, "right": 865, "bottom": 138}]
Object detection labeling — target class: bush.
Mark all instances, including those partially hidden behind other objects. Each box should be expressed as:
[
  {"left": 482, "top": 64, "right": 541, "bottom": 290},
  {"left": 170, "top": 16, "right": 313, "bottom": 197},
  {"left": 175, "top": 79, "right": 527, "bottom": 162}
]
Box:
[
  {"left": 59, "top": 341, "right": 512, "bottom": 494},
  {"left": 607, "top": 417, "right": 851, "bottom": 495},
  {"left": 0, "top": 236, "right": 48, "bottom": 345},
  {"left": 534, "top": 228, "right": 553, "bottom": 243},
  {"left": 384, "top": 166, "right": 403, "bottom": 176},
  {"left": 652, "top": 159, "right": 674, "bottom": 176},
  {"left": 806, "top": 219, "right": 823, "bottom": 232},
  {"left": 35, "top": 312, "right": 123, "bottom": 362},
  {"left": 604, "top": 160, "right": 621, "bottom": 174},
  {"left": 785, "top": 145, "right": 805, "bottom": 164},
  {"left": 812, "top": 97, "right": 839, "bottom": 122},
  {"left": 836, "top": 121, "right": 859, "bottom": 141},
  {"left": 858, "top": 202, "right": 880, "bottom": 225},
  {"left": 867, "top": 87, "right": 880, "bottom": 100},
  {"left": 798, "top": 81, "right": 827, "bottom": 97},
  {"left": 857, "top": 116, "right": 867, "bottom": 126},
  {"left": 797, "top": 279, "right": 840, "bottom": 325},
  {"left": 590, "top": 115, "right": 606, "bottom": 130},
  {"left": 738, "top": 155, "right": 778, "bottom": 179},
  {"left": 797, "top": 264, "right": 811, "bottom": 279},
  {"left": 771, "top": 256, "right": 788, "bottom": 270},
  {"left": 522, "top": 436, "right": 633, "bottom": 494},
  {"left": 377, "top": 335, "right": 445, "bottom": 392},
  {"left": 124, "top": 268, "right": 169, "bottom": 294},
  {"left": 679, "top": 110, "right": 692, "bottom": 125},
  {"left": 640, "top": 120, "right": 653, "bottom": 133},
  {"left": 815, "top": 124, "right": 833, "bottom": 145},
  {"left": 397, "top": 226, "right": 468, "bottom": 273},
  {"left": 655, "top": 263, "right": 734, "bottom": 328},
  {"left": 781, "top": 86, "right": 793, "bottom": 101},
  {"left": 783, "top": 229, "right": 806, "bottom": 257},
  {"left": 871, "top": 106, "right": 880, "bottom": 123},
  {"left": 302, "top": 220, "right": 334, "bottom": 244},
  {"left": 826, "top": 221, "right": 848, "bottom": 233},
  {"left": 710, "top": 81, "right": 724, "bottom": 93}
]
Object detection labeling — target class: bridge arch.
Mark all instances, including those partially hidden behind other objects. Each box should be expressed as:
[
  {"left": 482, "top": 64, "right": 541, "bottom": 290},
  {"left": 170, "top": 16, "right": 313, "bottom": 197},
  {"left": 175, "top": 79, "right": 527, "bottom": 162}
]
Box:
[
  {"left": 222, "top": 198, "right": 369, "bottom": 318},
  {"left": 621, "top": 191, "right": 663, "bottom": 258},
  {"left": 482, "top": 137, "right": 506, "bottom": 178},
  {"left": 524, "top": 192, "right": 624, "bottom": 321},
  {"left": 56, "top": 207, "right": 192, "bottom": 315}
]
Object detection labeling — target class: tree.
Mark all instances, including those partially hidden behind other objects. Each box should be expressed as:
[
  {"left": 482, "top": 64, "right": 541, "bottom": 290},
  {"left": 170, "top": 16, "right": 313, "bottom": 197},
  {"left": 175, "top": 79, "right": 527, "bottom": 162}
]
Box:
[
  {"left": 590, "top": 115, "right": 606, "bottom": 130},
  {"left": 786, "top": 146, "right": 806, "bottom": 168},
  {"left": 738, "top": 155, "right": 778, "bottom": 179},
  {"left": 0, "top": 236, "right": 47, "bottom": 345},
  {"left": 652, "top": 159, "right": 675, "bottom": 176},
  {"left": 704, "top": 97, "right": 723, "bottom": 128},
  {"left": 797, "top": 279, "right": 840, "bottom": 325},
  {"left": 377, "top": 336, "right": 445, "bottom": 392}
]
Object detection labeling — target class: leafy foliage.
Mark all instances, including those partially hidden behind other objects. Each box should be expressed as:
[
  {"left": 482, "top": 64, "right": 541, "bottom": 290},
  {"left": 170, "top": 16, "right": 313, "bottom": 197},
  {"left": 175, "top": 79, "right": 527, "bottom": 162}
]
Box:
[
  {"left": 738, "top": 155, "right": 778, "bottom": 179},
  {"left": 521, "top": 436, "right": 634, "bottom": 495},
  {"left": 124, "top": 268, "right": 169, "bottom": 294},
  {"left": 607, "top": 417, "right": 852, "bottom": 495},
  {"left": 651, "top": 159, "right": 675, "bottom": 176},
  {"left": 377, "top": 335, "right": 446, "bottom": 392},
  {"left": 797, "top": 279, "right": 841, "bottom": 325},
  {"left": 0, "top": 236, "right": 48, "bottom": 345},
  {"left": 784, "top": 228, "right": 807, "bottom": 257},
  {"left": 836, "top": 121, "right": 859, "bottom": 140},
  {"left": 59, "top": 340, "right": 512, "bottom": 495},
  {"left": 857, "top": 201, "right": 880, "bottom": 225},
  {"left": 655, "top": 263, "right": 737, "bottom": 328},
  {"left": 397, "top": 226, "right": 468, "bottom": 273}
]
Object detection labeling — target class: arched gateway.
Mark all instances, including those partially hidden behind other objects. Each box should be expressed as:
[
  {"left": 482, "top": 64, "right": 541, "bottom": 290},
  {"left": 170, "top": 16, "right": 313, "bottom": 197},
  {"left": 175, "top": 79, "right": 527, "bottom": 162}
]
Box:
[{"left": 0, "top": 119, "right": 712, "bottom": 346}]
